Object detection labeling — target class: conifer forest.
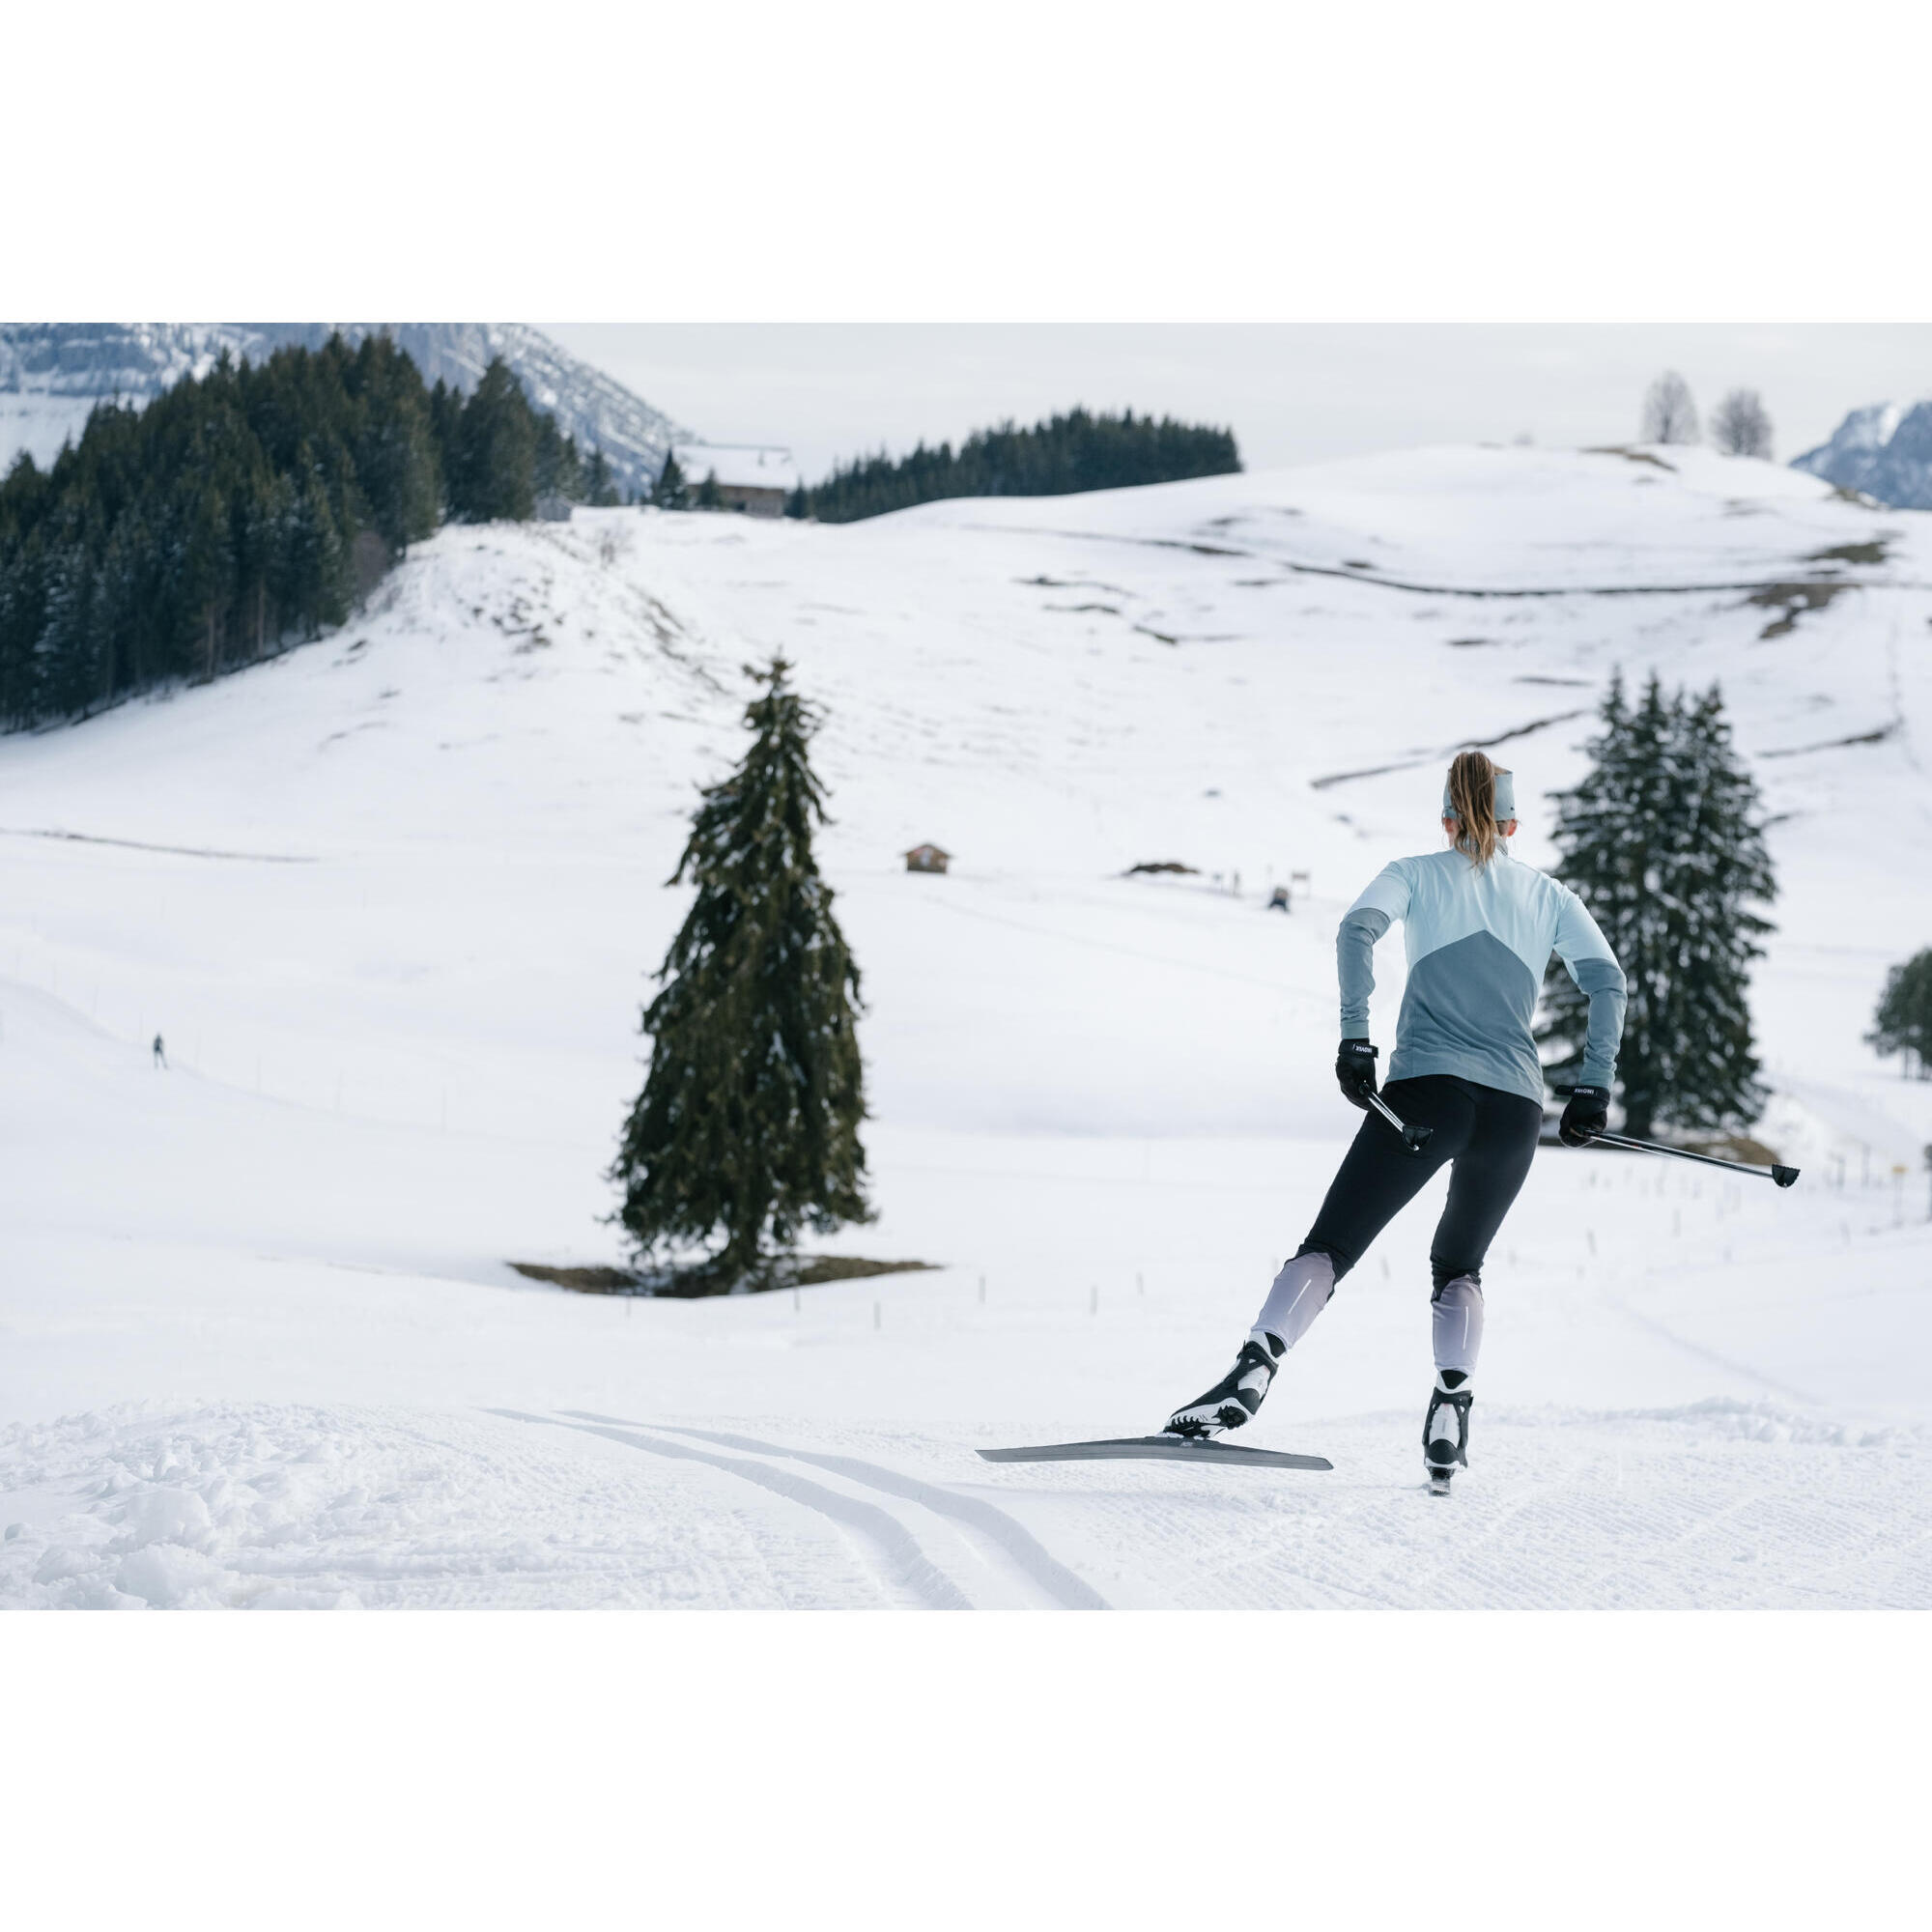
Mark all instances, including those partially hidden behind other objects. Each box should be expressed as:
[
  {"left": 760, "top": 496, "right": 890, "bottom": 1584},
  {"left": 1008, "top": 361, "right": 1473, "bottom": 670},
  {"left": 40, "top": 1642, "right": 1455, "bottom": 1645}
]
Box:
[{"left": 0, "top": 335, "right": 618, "bottom": 727}]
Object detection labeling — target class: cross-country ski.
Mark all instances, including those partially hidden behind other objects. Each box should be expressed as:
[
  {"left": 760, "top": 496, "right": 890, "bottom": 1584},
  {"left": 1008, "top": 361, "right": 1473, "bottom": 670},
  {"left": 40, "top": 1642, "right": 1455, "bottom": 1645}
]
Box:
[{"left": 979, "top": 1436, "right": 1332, "bottom": 1470}]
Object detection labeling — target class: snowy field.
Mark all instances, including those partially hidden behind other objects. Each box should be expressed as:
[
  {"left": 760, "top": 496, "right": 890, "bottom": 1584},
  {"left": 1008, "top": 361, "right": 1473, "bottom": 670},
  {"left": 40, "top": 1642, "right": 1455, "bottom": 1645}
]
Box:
[{"left": 3, "top": 442, "right": 1930, "bottom": 1609}]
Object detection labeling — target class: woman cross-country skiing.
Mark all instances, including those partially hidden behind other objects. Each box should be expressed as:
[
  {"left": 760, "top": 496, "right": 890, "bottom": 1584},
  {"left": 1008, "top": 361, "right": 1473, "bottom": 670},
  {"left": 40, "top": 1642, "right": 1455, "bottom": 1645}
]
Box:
[{"left": 1164, "top": 750, "right": 1629, "bottom": 1492}]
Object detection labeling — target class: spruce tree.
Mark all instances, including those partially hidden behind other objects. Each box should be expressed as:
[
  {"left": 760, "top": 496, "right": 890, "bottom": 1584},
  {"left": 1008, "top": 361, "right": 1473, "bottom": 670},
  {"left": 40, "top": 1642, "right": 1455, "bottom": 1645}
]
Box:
[
  {"left": 650, "top": 450, "right": 688, "bottom": 509},
  {"left": 343, "top": 333, "right": 441, "bottom": 556},
  {"left": 611, "top": 659, "right": 871, "bottom": 1285},
  {"left": 449, "top": 357, "right": 536, "bottom": 522},
  {"left": 532, "top": 414, "right": 584, "bottom": 504},
  {"left": 1867, "top": 950, "right": 1932, "bottom": 1077},
  {"left": 1539, "top": 671, "right": 1775, "bottom": 1138},
  {"left": 584, "top": 447, "right": 619, "bottom": 506}
]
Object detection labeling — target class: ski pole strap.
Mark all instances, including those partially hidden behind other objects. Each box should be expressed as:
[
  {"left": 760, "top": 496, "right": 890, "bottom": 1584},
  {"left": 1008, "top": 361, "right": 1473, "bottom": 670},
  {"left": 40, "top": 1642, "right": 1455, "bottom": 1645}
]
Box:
[{"left": 1367, "top": 1092, "right": 1434, "bottom": 1156}]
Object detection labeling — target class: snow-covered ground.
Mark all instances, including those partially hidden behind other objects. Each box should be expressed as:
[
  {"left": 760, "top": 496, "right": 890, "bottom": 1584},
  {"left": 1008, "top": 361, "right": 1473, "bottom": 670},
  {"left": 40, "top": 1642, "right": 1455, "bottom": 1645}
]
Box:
[{"left": 4, "top": 443, "right": 1929, "bottom": 1608}]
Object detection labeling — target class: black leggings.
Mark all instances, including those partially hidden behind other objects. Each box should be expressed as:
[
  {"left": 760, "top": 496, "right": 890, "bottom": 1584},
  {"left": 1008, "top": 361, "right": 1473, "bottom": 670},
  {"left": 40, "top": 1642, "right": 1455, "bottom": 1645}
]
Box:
[{"left": 1299, "top": 1076, "right": 1542, "bottom": 1290}]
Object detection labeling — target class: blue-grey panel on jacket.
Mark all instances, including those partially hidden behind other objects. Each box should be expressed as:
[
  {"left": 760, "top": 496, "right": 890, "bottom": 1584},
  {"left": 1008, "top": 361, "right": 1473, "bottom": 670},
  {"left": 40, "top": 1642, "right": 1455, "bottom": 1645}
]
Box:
[{"left": 1389, "top": 928, "right": 1547, "bottom": 1102}]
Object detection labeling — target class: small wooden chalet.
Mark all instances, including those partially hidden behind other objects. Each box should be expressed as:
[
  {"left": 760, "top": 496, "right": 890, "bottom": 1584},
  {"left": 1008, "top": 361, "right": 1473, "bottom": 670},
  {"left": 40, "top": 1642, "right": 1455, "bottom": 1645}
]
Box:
[
  {"left": 670, "top": 442, "right": 801, "bottom": 518},
  {"left": 904, "top": 843, "right": 951, "bottom": 874}
]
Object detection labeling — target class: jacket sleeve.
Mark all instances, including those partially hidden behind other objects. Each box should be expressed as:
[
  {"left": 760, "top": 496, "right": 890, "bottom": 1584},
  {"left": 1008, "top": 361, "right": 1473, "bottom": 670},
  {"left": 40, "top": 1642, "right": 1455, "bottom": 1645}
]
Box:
[
  {"left": 1553, "top": 889, "right": 1628, "bottom": 1088},
  {"left": 1337, "top": 863, "right": 1410, "bottom": 1038}
]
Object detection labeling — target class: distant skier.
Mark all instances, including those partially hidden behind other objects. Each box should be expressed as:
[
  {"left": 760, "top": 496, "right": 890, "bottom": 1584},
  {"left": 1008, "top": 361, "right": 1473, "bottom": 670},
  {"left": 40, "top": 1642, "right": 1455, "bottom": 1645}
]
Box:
[
  {"left": 153, "top": 1034, "right": 166, "bottom": 1069},
  {"left": 1165, "top": 752, "right": 1628, "bottom": 1492}
]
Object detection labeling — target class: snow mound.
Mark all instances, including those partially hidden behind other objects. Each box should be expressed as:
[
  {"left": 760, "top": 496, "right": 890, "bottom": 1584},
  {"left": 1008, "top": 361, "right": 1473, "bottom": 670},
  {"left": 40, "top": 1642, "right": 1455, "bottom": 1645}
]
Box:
[{"left": 0, "top": 1401, "right": 869, "bottom": 1610}]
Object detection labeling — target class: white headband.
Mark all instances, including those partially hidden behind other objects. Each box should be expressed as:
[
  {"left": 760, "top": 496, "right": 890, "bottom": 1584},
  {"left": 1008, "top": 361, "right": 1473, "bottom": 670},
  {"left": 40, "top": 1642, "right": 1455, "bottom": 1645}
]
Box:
[{"left": 1442, "top": 769, "right": 1516, "bottom": 821}]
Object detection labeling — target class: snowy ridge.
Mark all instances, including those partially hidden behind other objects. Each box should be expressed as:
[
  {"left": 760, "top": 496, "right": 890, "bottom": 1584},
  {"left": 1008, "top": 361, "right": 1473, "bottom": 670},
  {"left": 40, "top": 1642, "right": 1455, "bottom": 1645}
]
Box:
[
  {"left": 3, "top": 441, "right": 1930, "bottom": 1608},
  {"left": 1792, "top": 399, "right": 1932, "bottom": 509}
]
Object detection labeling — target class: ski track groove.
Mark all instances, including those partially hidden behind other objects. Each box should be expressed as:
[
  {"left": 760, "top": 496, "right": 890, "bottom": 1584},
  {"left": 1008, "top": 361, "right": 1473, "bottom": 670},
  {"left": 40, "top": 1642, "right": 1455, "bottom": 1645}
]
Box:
[
  {"left": 600, "top": 1418, "right": 1110, "bottom": 1611},
  {"left": 1573, "top": 1488, "right": 1760, "bottom": 1599},
  {"left": 1599, "top": 1293, "right": 1822, "bottom": 1406},
  {"left": 492, "top": 1410, "right": 971, "bottom": 1611}
]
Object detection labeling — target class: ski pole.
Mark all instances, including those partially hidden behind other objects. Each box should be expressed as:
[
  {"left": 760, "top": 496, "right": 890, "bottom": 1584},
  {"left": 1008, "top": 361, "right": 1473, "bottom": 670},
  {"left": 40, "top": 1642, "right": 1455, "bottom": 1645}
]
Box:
[
  {"left": 1584, "top": 1129, "right": 1799, "bottom": 1189},
  {"left": 1367, "top": 1092, "right": 1434, "bottom": 1155}
]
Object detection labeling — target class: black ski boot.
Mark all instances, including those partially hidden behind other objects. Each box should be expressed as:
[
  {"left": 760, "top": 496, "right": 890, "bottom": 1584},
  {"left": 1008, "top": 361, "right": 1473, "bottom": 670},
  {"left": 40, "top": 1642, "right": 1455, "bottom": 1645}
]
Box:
[
  {"left": 1166, "top": 1332, "right": 1285, "bottom": 1438},
  {"left": 1423, "top": 1371, "right": 1472, "bottom": 1494}
]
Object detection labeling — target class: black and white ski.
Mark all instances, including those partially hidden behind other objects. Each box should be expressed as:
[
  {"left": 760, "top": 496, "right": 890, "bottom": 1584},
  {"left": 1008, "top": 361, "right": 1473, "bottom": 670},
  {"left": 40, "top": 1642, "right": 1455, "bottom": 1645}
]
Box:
[{"left": 979, "top": 1435, "right": 1331, "bottom": 1471}]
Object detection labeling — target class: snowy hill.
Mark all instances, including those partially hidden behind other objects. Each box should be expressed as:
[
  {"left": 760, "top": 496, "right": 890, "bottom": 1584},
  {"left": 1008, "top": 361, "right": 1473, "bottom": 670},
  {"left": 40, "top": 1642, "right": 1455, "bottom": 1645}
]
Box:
[
  {"left": 3, "top": 442, "right": 1930, "bottom": 1608},
  {"left": 0, "top": 323, "right": 688, "bottom": 498},
  {"left": 1792, "top": 399, "right": 1932, "bottom": 509}
]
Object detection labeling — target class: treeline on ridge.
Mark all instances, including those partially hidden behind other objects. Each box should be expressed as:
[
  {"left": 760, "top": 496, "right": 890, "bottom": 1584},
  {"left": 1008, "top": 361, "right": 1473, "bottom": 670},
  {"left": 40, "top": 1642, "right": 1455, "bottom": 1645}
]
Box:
[
  {"left": 794, "top": 408, "right": 1240, "bottom": 524},
  {"left": 0, "top": 334, "right": 620, "bottom": 728}
]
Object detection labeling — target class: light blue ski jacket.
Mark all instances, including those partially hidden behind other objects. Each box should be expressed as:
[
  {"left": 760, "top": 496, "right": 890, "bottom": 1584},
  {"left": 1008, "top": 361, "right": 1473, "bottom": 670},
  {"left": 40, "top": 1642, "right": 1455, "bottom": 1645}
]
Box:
[{"left": 1338, "top": 848, "right": 1626, "bottom": 1102}]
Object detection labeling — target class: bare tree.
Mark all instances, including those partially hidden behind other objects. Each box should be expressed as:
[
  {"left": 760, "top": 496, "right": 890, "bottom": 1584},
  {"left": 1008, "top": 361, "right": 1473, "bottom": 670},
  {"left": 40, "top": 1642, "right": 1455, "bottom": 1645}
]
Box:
[
  {"left": 1640, "top": 370, "right": 1700, "bottom": 445},
  {"left": 1710, "top": 387, "right": 1774, "bottom": 459}
]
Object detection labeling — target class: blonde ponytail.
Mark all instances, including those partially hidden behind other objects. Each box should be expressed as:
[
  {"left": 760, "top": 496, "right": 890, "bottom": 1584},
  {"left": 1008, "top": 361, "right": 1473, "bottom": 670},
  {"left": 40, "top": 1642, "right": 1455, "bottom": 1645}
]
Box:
[{"left": 1445, "top": 751, "right": 1511, "bottom": 867}]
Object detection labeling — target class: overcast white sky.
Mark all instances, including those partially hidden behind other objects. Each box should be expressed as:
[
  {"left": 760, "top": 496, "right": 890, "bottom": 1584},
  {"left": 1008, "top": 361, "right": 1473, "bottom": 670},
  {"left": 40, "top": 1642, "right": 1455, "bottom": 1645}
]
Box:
[{"left": 542, "top": 325, "right": 1932, "bottom": 485}]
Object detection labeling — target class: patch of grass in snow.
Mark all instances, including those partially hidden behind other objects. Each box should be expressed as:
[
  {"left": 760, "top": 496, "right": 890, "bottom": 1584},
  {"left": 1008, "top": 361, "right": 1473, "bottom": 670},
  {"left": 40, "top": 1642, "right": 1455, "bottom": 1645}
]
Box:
[
  {"left": 1804, "top": 538, "right": 1891, "bottom": 569},
  {"left": 1583, "top": 445, "right": 1677, "bottom": 471},
  {"left": 1677, "top": 1131, "right": 1783, "bottom": 1168},
  {"left": 1759, "top": 722, "right": 1899, "bottom": 759},
  {"left": 1745, "top": 580, "right": 1859, "bottom": 639},
  {"left": 507, "top": 1255, "right": 941, "bottom": 1298}
]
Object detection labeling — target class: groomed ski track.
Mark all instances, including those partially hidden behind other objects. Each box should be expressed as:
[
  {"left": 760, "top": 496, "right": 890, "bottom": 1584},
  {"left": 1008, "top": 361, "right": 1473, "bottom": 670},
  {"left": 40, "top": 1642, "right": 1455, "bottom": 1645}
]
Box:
[{"left": 5, "top": 1391, "right": 1927, "bottom": 1609}]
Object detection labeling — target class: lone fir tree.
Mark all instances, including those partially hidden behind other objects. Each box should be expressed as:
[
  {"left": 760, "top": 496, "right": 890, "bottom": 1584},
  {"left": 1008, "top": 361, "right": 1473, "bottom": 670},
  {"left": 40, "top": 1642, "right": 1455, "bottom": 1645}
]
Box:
[
  {"left": 1867, "top": 949, "right": 1932, "bottom": 1078},
  {"left": 1538, "top": 671, "right": 1776, "bottom": 1139},
  {"left": 611, "top": 659, "right": 871, "bottom": 1284}
]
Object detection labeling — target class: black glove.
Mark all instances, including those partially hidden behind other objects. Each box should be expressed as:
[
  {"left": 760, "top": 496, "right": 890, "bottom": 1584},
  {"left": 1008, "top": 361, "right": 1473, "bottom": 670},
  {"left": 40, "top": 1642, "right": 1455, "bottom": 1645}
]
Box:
[
  {"left": 1559, "top": 1086, "right": 1610, "bottom": 1147},
  {"left": 1336, "top": 1039, "right": 1378, "bottom": 1111}
]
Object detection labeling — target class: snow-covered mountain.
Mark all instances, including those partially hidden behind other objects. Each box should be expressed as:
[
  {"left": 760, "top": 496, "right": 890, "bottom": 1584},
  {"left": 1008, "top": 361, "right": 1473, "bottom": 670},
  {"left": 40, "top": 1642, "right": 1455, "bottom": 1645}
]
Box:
[
  {"left": 0, "top": 323, "right": 688, "bottom": 498},
  {"left": 1791, "top": 399, "right": 1932, "bottom": 508},
  {"left": 2, "top": 443, "right": 1929, "bottom": 1609}
]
